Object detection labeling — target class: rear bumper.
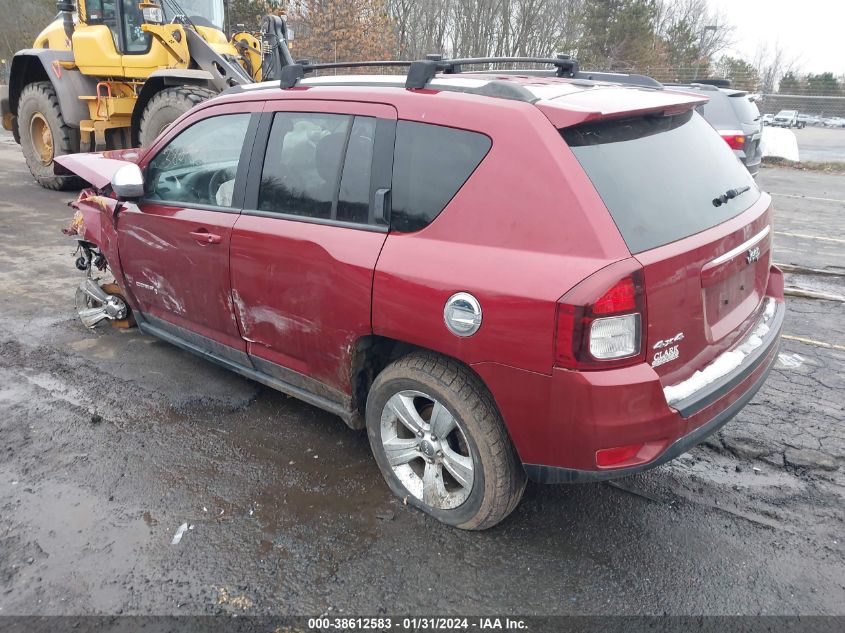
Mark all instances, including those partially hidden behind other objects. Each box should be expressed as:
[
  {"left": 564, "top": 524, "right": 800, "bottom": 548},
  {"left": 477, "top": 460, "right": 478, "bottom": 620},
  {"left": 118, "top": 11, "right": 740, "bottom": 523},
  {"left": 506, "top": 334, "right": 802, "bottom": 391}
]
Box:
[
  {"left": 736, "top": 150, "right": 761, "bottom": 177},
  {"left": 524, "top": 298, "right": 783, "bottom": 483},
  {"left": 473, "top": 277, "right": 785, "bottom": 484}
]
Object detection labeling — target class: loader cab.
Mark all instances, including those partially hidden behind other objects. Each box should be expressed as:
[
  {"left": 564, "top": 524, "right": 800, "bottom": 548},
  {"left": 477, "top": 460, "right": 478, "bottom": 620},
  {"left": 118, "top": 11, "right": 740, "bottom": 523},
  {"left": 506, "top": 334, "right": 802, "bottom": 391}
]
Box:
[{"left": 83, "top": 0, "right": 151, "bottom": 54}]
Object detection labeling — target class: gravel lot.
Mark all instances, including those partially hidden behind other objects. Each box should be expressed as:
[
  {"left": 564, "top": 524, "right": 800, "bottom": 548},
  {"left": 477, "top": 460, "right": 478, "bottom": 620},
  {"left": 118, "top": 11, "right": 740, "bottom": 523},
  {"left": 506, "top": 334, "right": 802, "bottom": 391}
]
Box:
[{"left": 0, "top": 131, "right": 842, "bottom": 618}]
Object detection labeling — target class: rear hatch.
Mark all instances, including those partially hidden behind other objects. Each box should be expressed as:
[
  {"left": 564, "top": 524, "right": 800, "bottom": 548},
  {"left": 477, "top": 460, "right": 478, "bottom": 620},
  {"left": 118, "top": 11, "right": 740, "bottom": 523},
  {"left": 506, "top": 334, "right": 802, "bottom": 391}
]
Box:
[{"left": 560, "top": 109, "right": 771, "bottom": 388}]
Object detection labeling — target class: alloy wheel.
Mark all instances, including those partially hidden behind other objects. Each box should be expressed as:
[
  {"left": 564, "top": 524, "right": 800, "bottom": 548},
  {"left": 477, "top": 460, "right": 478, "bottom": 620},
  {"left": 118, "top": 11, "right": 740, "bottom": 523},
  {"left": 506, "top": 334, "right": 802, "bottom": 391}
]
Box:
[{"left": 379, "top": 390, "right": 475, "bottom": 509}]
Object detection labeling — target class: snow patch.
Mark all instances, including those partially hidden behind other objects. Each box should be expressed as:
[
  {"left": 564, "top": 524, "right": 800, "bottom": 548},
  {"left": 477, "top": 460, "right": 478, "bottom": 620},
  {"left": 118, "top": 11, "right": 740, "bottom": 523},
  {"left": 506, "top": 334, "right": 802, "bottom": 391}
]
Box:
[
  {"left": 760, "top": 127, "right": 800, "bottom": 162},
  {"left": 663, "top": 299, "right": 778, "bottom": 405}
]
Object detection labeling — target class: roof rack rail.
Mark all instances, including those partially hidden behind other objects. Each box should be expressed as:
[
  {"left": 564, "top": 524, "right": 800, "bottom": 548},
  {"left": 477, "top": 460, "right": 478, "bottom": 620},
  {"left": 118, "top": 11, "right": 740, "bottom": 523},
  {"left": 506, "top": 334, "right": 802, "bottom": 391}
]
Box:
[
  {"left": 279, "top": 60, "right": 415, "bottom": 88},
  {"left": 279, "top": 54, "right": 580, "bottom": 90},
  {"left": 277, "top": 54, "right": 662, "bottom": 91}
]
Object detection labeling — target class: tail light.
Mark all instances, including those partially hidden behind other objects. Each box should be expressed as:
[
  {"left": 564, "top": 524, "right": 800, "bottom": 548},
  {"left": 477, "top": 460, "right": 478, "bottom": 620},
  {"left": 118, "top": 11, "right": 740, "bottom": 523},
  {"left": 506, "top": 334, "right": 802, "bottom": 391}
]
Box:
[
  {"left": 721, "top": 133, "right": 746, "bottom": 150},
  {"left": 555, "top": 260, "right": 646, "bottom": 370}
]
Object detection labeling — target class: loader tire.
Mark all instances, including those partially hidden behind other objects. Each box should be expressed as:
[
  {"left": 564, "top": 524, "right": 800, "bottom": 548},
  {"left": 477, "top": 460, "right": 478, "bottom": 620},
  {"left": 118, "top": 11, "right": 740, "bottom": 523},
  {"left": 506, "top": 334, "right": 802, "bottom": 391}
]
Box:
[
  {"left": 139, "top": 86, "right": 217, "bottom": 147},
  {"left": 18, "top": 82, "right": 83, "bottom": 191}
]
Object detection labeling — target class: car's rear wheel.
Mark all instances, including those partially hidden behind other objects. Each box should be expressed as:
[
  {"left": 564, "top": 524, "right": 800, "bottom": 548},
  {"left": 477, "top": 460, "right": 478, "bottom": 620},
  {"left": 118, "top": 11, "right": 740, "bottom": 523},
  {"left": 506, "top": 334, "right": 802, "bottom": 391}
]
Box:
[{"left": 366, "top": 352, "right": 526, "bottom": 530}]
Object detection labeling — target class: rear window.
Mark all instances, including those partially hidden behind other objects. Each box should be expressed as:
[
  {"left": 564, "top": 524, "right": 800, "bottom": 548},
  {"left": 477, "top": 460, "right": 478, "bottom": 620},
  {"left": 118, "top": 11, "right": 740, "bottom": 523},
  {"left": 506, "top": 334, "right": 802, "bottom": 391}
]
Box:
[
  {"left": 391, "top": 121, "right": 491, "bottom": 232},
  {"left": 563, "top": 110, "right": 760, "bottom": 253},
  {"left": 728, "top": 94, "right": 761, "bottom": 125},
  {"left": 699, "top": 92, "right": 737, "bottom": 127}
]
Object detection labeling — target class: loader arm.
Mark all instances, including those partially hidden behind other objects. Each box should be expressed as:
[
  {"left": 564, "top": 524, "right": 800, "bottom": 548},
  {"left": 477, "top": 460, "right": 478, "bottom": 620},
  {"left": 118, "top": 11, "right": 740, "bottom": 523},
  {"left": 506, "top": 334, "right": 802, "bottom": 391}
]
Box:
[{"left": 183, "top": 28, "right": 254, "bottom": 90}]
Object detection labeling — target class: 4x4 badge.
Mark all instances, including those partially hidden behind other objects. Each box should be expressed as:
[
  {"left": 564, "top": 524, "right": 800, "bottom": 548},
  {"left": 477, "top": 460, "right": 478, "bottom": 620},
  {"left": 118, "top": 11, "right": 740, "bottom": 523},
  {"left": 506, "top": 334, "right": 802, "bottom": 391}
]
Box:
[
  {"left": 653, "top": 332, "right": 684, "bottom": 350},
  {"left": 746, "top": 246, "right": 761, "bottom": 264}
]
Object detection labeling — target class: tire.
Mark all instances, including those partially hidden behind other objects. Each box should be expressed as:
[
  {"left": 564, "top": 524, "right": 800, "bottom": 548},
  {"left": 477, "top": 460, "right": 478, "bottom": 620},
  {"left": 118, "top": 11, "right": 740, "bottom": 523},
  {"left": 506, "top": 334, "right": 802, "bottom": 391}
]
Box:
[
  {"left": 138, "top": 86, "right": 216, "bottom": 147},
  {"left": 366, "top": 351, "right": 526, "bottom": 530},
  {"left": 17, "top": 82, "right": 82, "bottom": 190}
]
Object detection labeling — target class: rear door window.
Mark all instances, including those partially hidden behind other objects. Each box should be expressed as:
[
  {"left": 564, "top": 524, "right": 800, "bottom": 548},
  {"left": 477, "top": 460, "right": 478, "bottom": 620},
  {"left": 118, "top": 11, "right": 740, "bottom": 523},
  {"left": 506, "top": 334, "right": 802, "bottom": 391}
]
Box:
[
  {"left": 259, "top": 112, "right": 350, "bottom": 220},
  {"left": 563, "top": 110, "right": 760, "bottom": 253},
  {"left": 258, "top": 112, "right": 377, "bottom": 225},
  {"left": 390, "top": 121, "right": 491, "bottom": 232},
  {"left": 337, "top": 116, "right": 376, "bottom": 223}
]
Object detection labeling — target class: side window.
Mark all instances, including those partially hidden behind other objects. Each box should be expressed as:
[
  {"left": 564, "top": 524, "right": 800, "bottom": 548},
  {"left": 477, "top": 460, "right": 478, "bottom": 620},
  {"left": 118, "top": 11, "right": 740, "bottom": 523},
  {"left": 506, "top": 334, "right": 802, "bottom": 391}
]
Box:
[
  {"left": 146, "top": 113, "right": 251, "bottom": 208},
  {"left": 121, "top": 0, "right": 152, "bottom": 53},
  {"left": 255, "top": 112, "right": 379, "bottom": 225},
  {"left": 390, "top": 121, "right": 491, "bottom": 233},
  {"left": 259, "top": 112, "right": 353, "bottom": 220},
  {"left": 84, "top": 1, "right": 113, "bottom": 23},
  {"left": 337, "top": 117, "right": 376, "bottom": 223},
  {"left": 84, "top": 0, "right": 120, "bottom": 49}
]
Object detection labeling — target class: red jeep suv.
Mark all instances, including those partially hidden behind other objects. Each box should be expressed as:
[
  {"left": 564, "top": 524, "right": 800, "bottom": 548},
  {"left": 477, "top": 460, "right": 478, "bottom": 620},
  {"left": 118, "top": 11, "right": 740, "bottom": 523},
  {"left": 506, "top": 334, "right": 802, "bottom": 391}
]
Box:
[{"left": 59, "top": 57, "right": 784, "bottom": 530}]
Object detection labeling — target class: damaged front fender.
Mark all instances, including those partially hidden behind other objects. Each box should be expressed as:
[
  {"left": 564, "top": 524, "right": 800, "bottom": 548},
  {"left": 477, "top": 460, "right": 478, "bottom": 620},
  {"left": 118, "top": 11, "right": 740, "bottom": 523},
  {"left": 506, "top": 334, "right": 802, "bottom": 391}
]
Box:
[{"left": 64, "top": 188, "right": 113, "bottom": 246}]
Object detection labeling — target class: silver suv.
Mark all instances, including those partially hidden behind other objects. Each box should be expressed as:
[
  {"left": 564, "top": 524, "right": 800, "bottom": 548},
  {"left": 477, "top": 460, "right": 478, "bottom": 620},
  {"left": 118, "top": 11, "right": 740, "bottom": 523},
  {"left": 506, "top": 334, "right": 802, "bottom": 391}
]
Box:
[{"left": 668, "top": 83, "right": 763, "bottom": 177}]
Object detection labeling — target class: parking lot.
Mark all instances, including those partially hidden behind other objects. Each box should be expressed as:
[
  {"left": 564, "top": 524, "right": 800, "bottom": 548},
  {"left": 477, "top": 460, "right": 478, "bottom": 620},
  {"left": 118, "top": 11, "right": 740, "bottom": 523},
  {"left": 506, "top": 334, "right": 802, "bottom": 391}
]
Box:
[
  {"left": 791, "top": 126, "right": 845, "bottom": 162},
  {"left": 0, "top": 129, "right": 842, "bottom": 616}
]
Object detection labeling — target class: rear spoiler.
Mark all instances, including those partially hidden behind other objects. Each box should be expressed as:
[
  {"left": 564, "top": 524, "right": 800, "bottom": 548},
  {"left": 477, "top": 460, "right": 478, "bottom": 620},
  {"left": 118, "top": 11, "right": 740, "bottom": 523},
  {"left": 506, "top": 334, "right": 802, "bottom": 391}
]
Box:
[{"left": 538, "top": 87, "right": 708, "bottom": 128}]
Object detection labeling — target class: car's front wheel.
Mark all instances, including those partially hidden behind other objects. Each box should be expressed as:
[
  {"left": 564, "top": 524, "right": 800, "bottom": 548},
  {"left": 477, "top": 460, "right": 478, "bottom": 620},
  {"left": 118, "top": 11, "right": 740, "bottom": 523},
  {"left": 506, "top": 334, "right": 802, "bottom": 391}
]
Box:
[{"left": 366, "top": 352, "right": 526, "bottom": 530}]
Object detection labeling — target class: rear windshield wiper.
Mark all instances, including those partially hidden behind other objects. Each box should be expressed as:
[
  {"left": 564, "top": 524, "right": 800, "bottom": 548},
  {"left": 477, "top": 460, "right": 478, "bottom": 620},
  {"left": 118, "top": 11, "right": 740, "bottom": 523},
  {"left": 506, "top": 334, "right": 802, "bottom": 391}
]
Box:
[{"left": 712, "top": 185, "right": 751, "bottom": 207}]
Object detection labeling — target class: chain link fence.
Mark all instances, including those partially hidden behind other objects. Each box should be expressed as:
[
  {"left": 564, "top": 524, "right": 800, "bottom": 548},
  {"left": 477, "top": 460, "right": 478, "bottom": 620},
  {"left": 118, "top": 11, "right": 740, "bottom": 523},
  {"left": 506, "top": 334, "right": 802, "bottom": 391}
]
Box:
[{"left": 758, "top": 94, "right": 845, "bottom": 118}]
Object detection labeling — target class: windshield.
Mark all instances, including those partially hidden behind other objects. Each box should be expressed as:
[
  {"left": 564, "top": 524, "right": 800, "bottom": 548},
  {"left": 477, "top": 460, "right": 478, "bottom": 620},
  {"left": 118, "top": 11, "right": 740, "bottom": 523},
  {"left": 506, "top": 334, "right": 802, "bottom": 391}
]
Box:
[
  {"left": 562, "top": 110, "right": 759, "bottom": 253},
  {"left": 776, "top": 110, "right": 796, "bottom": 117},
  {"left": 162, "top": 0, "right": 225, "bottom": 30}
]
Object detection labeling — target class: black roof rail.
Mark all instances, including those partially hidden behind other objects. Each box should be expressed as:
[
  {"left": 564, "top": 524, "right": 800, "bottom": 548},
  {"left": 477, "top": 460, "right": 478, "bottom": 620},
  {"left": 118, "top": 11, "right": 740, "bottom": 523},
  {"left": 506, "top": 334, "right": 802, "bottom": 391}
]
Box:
[
  {"left": 279, "top": 60, "right": 415, "bottom": 88},
  {"left": 277, "top": 54, "right": 661, "bottom": 92},
  {"left": 279, "top": 54, "right": 580, "bottom": 90}
]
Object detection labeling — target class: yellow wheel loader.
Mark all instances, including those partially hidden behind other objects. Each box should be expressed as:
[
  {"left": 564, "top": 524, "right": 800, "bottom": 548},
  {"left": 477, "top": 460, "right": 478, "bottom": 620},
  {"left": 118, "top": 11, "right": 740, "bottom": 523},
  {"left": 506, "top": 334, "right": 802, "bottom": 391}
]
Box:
[{"left": 0, "top": 0, "right": 294, "bottom": 189}]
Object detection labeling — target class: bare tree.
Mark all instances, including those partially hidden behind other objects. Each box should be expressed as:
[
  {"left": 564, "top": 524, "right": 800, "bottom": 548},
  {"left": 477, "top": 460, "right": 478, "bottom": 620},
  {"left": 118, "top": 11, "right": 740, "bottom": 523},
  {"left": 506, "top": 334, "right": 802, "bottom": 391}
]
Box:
[
  {"left": 653, "top": 0, "right": 734, "bottom": 79},
  {"left": 753, "top": 41, "right": 800, "bottom": 94},
  {"left": 0, "top": 0, "right": 56, "bottom": 60}
]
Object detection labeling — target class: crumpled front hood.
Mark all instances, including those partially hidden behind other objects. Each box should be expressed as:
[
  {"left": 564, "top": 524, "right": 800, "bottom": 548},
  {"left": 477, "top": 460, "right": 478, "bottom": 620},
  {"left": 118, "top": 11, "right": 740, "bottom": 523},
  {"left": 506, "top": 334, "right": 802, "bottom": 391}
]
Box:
[{"left": 54, "top": 148, "right": 144, "bottom": 190}]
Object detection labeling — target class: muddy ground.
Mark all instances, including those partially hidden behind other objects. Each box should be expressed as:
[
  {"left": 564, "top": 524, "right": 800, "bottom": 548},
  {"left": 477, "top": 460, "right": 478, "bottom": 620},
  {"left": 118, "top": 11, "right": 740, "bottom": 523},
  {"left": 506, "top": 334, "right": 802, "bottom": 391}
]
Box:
[{"left": 0, "top": 131, "right": 843, "bottom": 617}]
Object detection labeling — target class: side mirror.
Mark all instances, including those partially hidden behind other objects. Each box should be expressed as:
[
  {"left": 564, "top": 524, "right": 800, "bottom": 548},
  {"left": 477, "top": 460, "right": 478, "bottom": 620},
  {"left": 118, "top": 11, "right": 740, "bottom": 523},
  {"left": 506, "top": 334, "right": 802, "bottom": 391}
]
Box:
[{"left": 111, "top": 163, "right": 144, "bottom": 200}]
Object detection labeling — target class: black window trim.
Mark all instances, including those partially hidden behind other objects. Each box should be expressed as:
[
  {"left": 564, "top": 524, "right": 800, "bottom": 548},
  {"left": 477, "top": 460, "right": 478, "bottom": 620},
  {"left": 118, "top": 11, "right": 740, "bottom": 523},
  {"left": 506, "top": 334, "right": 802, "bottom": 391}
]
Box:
[
  {"left": 139, "top": 111, "right": 261, "bottom": 215},
  {"left": 242, "top": 110, "right": 394, "bottom": 233}
]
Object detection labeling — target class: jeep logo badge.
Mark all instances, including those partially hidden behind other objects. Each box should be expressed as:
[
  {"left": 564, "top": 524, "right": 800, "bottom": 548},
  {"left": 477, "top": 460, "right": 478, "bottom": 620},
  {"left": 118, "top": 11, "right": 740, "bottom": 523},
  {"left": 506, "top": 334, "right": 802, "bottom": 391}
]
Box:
[{"left": 746, "top": 246, "right": 761, "bottom": 264}]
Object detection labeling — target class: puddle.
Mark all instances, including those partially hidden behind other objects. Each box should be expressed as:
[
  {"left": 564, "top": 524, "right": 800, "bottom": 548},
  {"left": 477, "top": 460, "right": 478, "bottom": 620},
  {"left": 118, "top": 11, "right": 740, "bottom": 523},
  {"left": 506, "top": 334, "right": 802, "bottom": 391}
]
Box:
[{"left": 3, "top": 480, "right": 154, "bottom": 612}]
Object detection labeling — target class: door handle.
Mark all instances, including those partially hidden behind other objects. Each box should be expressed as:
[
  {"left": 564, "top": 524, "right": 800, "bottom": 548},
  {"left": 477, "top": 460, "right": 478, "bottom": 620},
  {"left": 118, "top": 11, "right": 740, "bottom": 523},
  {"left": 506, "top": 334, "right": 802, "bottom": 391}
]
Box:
[
  {"left": 374, "top": 188, "right": 391, "bottom": 225},
  {"left": 189, "top": 229, "right": 222, "bottom": 245}
]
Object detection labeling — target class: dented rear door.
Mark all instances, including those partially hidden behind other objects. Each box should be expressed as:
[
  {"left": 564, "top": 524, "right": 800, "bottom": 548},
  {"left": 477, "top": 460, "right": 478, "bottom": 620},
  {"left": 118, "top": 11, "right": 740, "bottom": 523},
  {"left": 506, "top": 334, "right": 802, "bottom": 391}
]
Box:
[{"left": 229, "top": 101, "right": 396, "bottom": 395}]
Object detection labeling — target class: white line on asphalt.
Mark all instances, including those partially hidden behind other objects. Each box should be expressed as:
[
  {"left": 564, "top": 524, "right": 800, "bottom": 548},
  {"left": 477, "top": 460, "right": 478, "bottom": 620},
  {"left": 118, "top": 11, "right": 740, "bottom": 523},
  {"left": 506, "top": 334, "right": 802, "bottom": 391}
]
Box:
[
  {"left": 775, "top": 231, "right": 845, "bottom": 244},
  {"left": 770, "top": 192, "right": 845, "bottom": 204}
]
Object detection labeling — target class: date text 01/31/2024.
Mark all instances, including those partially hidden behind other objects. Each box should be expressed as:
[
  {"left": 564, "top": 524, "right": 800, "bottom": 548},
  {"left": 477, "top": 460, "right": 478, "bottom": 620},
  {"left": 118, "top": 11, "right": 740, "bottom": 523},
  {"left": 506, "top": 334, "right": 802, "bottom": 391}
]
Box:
[{"left": 307, "top": 616, "right": 529, "bottom": 630}]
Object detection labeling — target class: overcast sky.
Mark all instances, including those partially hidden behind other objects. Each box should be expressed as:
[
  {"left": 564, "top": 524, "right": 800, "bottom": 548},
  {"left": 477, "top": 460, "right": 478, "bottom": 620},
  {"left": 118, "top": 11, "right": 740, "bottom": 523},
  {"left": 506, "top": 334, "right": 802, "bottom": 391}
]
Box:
[{"left": 705, "top": 0, "right": 845, "bottom": 75}]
